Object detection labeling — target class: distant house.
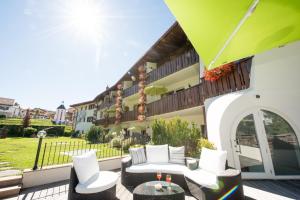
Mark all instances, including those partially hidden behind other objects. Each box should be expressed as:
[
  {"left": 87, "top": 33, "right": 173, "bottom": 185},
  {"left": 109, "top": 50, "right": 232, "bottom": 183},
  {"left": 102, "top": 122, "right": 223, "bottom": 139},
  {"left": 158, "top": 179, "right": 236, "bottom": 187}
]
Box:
[
  {"left": 70, "top": 100, "right": 96, "bottom": 133},
  {"left": 0, "top": 97, "right": 21, "bottom": 118}
]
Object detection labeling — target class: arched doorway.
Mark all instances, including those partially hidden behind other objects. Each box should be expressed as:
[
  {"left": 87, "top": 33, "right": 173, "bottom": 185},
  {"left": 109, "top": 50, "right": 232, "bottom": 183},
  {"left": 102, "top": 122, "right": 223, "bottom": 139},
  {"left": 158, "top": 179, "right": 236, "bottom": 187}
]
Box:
[{"left": 231, "top": 109, "right": 300, "bottom": 179}]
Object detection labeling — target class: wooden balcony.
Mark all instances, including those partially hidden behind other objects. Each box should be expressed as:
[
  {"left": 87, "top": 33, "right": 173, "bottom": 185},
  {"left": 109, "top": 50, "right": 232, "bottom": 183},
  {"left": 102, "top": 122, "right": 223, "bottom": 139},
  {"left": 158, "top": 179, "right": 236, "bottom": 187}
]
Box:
[
  {"left": 122, "top": 48, "right": 199, "bottom": 98},
  {"left": 123, "top": 84, "right": 139, "bottom": 98},
  {"left": 147, "top": 48, "right": 199, "bottom": 84},
  {"left": 96, "top": 58, "right": 252, "bottom": 125},
  {"left": 98, "top": 100, "right": 115, "bottom": 110},
  {"left": 121, "top": 108, "right": 138, "bottom": 122},
  {"left": 95, "top": 116, "right": 115, "bottom": 126},
  {"left": 146, "top": 84, "right": 204, "bottom": 117}
]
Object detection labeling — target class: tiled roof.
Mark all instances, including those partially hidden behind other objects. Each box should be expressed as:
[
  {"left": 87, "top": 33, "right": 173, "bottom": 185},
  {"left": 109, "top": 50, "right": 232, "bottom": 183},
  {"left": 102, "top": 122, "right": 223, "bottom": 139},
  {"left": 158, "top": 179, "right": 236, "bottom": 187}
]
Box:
[{"left": 0, "top": 97, "right": 15, "bottom": 106}]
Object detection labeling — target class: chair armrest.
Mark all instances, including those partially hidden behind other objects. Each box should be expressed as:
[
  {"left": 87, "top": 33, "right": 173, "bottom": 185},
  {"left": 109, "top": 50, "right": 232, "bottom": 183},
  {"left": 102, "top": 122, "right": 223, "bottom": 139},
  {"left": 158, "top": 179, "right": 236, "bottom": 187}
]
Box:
[
  {"left": 121, "top": 156, "right": 132, "bottom": 173},
  {"left": 185, "top": 157, "right": 199, "bottom": 169},
  {"left": 217, "top": 169, "right": 242, "bottom": 186}
]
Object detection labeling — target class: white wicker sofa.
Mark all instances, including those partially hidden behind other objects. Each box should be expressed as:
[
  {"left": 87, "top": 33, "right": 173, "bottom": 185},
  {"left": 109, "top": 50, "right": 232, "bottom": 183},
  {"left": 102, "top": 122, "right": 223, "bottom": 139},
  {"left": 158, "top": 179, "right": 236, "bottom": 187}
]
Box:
[{"left": 121, "top": 145, "right": 244, "bottom": 200}]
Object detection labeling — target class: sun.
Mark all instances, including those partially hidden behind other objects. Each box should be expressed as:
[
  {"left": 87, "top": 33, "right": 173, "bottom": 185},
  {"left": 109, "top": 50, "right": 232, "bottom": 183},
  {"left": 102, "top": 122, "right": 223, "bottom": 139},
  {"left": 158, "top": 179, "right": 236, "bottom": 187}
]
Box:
[{"left": 64, "top": 0, "right": 104, "bottom": 42}]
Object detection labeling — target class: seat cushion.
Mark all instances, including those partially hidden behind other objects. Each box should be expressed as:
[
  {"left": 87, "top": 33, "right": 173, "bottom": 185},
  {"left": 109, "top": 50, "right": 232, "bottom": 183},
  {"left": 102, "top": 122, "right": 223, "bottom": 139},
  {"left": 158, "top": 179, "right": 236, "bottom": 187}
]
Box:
[
  {"left": 73, "top": 151, "right": 99, "bottom": 184},
  {"left": 169, "top": 146, "right": 185, "bottom": 164},
  {"left": 126, "top": 163, "right": 189, "bottom": 175},
  {"left": 184, "top": 169, "right": 219, "bottom": 190},
  {"left": 146, "top": 144, "right": 169, "bottom": 163},
  {"left": 129, "top": 147, "right": 146, "bottom": 165},
  {"left": 199, "top": 147, "right": 227, "bottom": 174},
  {"left": 75, "top": 171, "right": 119, "bottom": 194}
]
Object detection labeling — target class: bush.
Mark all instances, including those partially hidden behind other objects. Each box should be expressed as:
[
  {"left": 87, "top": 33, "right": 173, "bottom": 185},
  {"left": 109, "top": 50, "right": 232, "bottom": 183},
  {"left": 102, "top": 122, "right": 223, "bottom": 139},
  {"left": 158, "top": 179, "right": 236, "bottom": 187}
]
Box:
[
  {"left": 86, "top": 125, "right": 103, "bottom": 143},
  {"left": 151, "top": 118, "right": 202, "bottom": 157},
  {"left": 0, "top": 115, "right": 6, "bottom": 119},
  {"left": 23, "top": 127, "right": 37, "bottom": 137},
  {"left": 122, "top": 138, "right": 135, "bottom": 151},
  {"left": 111, "top": 136, "right": 122, "bottom": 148},
  {"left": 104, "top": 131, "right": 114, "bottom": 143},
  {"left": 198, "top": 138, "right": 215, "bottom": 153},
  {"left": 45, "top": 126, "right": 65, "bottom": 136},
  {"left": 71, "top": 130, "right": 81, "bottom": 138}
]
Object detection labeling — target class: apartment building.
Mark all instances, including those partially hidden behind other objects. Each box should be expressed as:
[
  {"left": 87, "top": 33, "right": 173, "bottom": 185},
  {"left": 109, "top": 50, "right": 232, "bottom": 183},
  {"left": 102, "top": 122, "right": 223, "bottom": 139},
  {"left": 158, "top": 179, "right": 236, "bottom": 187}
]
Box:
[
  {"left": 71, "top": 23, "right": 250, "bottom": 137},
  {"left": 70, "top": 100, "right": 96, "bottom": 133}
]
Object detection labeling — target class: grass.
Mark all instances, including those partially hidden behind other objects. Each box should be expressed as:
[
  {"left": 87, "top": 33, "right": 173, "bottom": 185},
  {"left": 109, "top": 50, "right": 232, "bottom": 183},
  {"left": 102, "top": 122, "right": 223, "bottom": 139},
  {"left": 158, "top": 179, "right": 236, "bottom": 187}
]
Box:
[
  {"left": 0, "top": 137, "right": 122, "bottom": 171},
  {"left": 0, "top": 118, "right": 55, "bottom": 126}
]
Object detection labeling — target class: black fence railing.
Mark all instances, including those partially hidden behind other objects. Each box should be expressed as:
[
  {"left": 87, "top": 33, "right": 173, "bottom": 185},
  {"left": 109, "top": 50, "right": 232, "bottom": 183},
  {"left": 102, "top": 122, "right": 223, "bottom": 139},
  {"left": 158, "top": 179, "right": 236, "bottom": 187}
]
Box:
[{"left": 34, "top": 137, "right": 149, "bottom": 169}]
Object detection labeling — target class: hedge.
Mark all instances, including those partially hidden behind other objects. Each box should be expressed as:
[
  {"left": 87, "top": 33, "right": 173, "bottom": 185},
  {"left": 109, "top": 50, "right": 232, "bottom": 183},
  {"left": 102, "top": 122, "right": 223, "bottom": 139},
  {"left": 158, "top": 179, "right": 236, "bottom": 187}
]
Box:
[{"left": 0, "top": 125, "right": 67, "bottom": 137}]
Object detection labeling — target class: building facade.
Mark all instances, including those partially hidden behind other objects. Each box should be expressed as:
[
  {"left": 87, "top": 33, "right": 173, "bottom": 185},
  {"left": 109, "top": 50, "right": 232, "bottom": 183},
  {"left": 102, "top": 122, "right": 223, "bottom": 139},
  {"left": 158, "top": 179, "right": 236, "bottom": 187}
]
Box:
[
  {"left": 71, "top": 22, "right": 300, "bottom": 180},
  {"left": 70, "top": 101, "right": 96, "bottom": 133},
  {"left": 0, "top": 97, "right": 21, "bottom": 118},
  {"left": 53, "top": 103, "right": 66, "bottom": 124}
]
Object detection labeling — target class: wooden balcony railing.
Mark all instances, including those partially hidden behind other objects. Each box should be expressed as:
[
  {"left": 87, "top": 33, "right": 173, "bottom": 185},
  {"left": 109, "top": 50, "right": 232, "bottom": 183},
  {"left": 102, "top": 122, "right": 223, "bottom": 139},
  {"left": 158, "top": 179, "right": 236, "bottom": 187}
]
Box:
[
  {"left": 95, "top": 57, "right": 252, "bottom": 125},
  {"left": 98, "top": 99, "right": 115, "bottom": 110},
  {"left": 147, "top": 48, "right": 199, "bottom": 84},
  {"left": 123, "top": 84, "right": 139, "bottom": 98},
  {"left": 146, "top": 84, "right": 204, "bottom": 117},
  {"left": 95, "top": 116, "right": 115, "bottom": 126},
  {"left": 121, "top": 108, "right": 138, "bottom": 122},
  {"left": 202, "top": 58, "right": 252, "bottom": 99}
]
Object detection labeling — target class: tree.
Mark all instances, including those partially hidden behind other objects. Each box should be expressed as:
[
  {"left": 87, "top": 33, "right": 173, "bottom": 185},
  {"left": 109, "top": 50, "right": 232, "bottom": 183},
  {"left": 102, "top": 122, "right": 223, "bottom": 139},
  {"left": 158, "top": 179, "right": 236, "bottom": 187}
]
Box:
[{"left": 23, "top": 109, "right": 31, "bottom": 129}]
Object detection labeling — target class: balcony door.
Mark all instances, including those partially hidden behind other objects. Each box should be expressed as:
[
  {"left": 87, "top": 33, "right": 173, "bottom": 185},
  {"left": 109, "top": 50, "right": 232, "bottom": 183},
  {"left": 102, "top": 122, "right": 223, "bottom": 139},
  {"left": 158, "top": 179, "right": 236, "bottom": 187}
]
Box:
[{"left": 231, "top": 109, "right": 300, "bottom": 179}]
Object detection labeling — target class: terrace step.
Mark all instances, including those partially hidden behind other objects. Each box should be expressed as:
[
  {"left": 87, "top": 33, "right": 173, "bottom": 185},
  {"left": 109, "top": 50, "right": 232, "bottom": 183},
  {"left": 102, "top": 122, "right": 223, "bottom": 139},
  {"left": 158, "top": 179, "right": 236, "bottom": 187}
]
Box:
[
  {"left": 0, "top": 175, "right": 22, "bottom": 188},
  {"left": 0, "top": 185, "right": 21, "bottom": 199}
]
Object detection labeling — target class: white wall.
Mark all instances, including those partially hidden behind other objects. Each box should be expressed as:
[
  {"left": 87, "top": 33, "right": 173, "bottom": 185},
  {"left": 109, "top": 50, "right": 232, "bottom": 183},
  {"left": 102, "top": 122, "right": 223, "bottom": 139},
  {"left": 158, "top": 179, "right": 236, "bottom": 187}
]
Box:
[
  {"left": 205, "top": 41, "right": 300, "bottom": 168},
  {"left": 22, "top": 157, "right": 123, "bottom": 188}
]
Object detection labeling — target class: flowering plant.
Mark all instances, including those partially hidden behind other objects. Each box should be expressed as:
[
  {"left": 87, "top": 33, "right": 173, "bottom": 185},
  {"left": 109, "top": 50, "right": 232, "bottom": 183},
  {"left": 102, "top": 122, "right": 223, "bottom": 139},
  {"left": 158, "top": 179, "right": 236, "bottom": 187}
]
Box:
[{"left": 204, "top": 62, "right": 234, "bottom": 81}]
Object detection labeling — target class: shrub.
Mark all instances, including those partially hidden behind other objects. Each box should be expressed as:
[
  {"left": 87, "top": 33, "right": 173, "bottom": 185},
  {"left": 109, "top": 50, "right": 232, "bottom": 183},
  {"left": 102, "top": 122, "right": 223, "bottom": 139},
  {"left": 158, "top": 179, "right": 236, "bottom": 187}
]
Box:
[
  {"left": 0, "top": 115, "right": 6, "bottom": 119},
  {"left": 151, "top": 118, "right": 202, "bottom": 157},
  {"left": 198, "top": 138, "right": 215, "bottom": 152},
  {"left": 122, "top": 138, "right": 135, "bottom": 151},
  {"left": 104, "top": 131, "right": 114, "bottom": 142},
  {"left": 71, "top": 130, "right": 81, "bottom": 138},
  {"left": 86, "top": 125, "right": 103, "bottom": 143},
  {"left": 111, "top": 136, "right": 122, "bottom": 148},
  {"left": 23, "top": 127, "right": 37, "bottom": 137}
]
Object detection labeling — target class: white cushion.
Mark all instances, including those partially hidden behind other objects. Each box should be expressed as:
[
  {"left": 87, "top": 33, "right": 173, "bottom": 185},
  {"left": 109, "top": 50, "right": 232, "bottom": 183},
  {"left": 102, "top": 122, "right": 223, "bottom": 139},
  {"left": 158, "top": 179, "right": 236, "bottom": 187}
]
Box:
[
  {"left": 169, "top": 146, "right": 185, "bottom": 164},
  {"left": 199, "top": 148, "right": 227, "bottom": 174},
  {"left": 126, "top": 163, "right": 189, "bottom": 175},
  {"left": 75, "top": 171, "right": 119, "bottom": 194},
  {"left": 73, "top": 151, "right": 99, "bottom": 184},
  {"left": 184, "top": 169, "right": 219, "bottom": 190},
  {"left": 129, "top": 147, "right": 146, "bottom": 165},
  {"left": 146, "top": 144, "right": 169, "bottom": 163}
]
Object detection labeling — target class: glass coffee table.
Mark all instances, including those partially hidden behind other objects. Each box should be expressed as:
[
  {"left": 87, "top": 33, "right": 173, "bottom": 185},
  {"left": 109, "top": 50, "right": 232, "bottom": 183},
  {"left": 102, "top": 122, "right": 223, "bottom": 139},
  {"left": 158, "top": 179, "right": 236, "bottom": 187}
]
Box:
[{"left": 133, "top": 181, "right": 185, "bottom": 200}]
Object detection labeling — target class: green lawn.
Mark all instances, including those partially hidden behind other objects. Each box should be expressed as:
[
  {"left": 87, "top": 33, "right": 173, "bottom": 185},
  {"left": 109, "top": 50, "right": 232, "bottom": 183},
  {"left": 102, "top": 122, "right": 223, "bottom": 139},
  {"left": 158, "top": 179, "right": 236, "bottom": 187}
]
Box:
[
  {"left": 0, "top": 137, "right": 122, "bottom": 171},
  {"left": 0, "top": 118, "right": 55, "bottom": 126}
]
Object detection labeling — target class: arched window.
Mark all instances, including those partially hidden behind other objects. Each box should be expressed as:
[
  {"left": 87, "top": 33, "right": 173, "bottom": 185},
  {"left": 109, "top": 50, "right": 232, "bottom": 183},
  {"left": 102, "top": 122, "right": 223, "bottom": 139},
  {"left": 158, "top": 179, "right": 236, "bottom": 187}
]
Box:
[{"left": 261, "top": 110, "right": 300, "bottom": 175}]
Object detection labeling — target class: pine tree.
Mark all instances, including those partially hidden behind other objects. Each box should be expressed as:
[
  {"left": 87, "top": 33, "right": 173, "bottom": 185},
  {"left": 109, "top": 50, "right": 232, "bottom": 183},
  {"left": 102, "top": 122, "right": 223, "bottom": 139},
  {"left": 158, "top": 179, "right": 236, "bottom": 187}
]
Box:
[{"left": 23, "top": 109, "right": 31, "bottom": 128}]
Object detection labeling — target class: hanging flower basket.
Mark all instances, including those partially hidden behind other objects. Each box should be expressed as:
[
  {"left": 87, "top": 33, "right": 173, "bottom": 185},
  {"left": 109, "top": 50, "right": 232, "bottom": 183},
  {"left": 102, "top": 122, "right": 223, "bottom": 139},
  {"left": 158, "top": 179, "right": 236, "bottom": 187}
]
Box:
[{"left": 204, "top": 62, "right": 234, "bottom": 81}]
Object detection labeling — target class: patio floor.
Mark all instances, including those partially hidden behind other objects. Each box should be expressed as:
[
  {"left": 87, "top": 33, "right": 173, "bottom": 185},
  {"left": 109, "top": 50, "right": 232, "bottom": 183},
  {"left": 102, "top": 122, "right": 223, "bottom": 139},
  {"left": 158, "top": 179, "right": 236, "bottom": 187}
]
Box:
[{"left": 5, "top": 172, "right": 300, "bottom": 200}]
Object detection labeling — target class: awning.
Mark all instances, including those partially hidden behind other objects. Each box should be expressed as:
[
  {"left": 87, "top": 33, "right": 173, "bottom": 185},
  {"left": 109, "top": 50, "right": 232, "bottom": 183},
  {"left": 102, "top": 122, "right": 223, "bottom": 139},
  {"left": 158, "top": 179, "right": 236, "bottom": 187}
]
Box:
[{"left": 164, "top": 0, "right": 300, "bottom": 70}]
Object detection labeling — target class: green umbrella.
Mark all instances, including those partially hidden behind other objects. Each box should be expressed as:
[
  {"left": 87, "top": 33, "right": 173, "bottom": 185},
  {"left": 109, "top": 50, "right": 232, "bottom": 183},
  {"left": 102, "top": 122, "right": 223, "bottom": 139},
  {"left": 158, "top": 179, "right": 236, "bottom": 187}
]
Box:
[
  {"left": 164, "top": 0, "right": 300, "bottom": 70},
  {"left": 144, "top": 85, "right": 168, "bottom": 96}
]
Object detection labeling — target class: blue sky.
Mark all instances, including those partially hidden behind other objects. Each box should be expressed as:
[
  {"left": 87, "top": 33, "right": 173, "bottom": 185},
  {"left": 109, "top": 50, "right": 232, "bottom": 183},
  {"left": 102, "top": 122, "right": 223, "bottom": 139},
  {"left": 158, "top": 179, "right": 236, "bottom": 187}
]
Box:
[{"left": 0, "top": 0, "right": 175, "bottom": 111}]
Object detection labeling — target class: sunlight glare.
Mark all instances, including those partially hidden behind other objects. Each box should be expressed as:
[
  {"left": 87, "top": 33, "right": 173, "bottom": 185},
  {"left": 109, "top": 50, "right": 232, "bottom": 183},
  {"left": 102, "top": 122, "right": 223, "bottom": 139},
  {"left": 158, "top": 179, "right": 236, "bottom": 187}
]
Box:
[{"left": 65, "top": 0, "right": 103, "bottom": 42}]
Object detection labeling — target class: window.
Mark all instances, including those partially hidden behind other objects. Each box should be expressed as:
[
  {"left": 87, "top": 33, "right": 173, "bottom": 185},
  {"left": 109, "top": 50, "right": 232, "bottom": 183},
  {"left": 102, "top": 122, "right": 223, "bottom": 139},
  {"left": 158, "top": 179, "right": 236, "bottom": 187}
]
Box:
[{"left": 261, "top": 110, "right": 300, "bottom": 175}]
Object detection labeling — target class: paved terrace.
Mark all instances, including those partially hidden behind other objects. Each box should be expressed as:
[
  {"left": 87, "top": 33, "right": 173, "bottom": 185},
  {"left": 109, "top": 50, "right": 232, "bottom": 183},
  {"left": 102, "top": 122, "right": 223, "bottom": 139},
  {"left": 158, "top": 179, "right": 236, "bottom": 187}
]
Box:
[{"left": 5, "top": 172, "right": 300, "bottom": 200}]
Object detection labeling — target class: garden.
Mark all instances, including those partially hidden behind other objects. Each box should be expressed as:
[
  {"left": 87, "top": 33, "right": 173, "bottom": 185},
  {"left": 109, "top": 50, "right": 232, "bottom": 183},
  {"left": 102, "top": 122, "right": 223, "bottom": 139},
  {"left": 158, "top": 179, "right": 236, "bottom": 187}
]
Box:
[{"left": 0, "top": 117, "right": 213, "bottom": 172}]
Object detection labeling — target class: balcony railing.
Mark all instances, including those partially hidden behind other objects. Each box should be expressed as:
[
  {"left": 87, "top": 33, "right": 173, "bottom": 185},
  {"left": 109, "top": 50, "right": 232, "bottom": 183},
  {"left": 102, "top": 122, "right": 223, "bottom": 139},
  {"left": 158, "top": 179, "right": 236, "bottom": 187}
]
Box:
[
  {"left": 146, "top": 84, "right": 204, "bottom": 117},
  {"left": 147, "top": 48, "right": 199, "bottom": 84},
  {"left": 95, "top": 58, "right": 252, "bottom": 125},
  {"left": 123, "top": 84, "right": 139, "bottom": 98},
  {"left": 202, "top": 58, "right": 252, "bottom": 99},
  {"left": 122, "top": 48, "right": 199, "bottom": 98},
  {"left": 98, "top": 99, "right": 115, "bottom": 110},
  {"left": 121, "top": 108, "right": 138, "bottom": 122},
  {"left": 95, "top": 116, "right": 115, "bottom": 126}
]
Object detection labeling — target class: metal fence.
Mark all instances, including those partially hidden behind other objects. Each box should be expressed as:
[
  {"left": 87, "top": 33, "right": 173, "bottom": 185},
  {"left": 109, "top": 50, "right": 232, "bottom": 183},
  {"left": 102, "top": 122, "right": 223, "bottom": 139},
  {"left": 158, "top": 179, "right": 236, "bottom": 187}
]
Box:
[{"left": 34, "top": 136, "right": 149, "bottom": 169}]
